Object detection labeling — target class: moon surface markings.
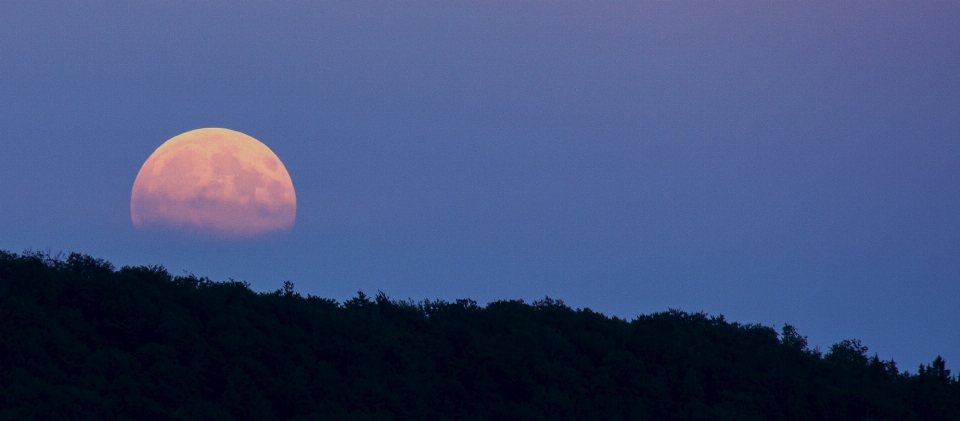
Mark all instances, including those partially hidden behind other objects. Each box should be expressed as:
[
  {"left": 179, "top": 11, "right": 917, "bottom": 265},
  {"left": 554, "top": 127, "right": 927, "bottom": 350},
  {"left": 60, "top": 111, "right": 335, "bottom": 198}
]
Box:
[{"left": 131, "top": 128, "right": 296, "bottom": 238}]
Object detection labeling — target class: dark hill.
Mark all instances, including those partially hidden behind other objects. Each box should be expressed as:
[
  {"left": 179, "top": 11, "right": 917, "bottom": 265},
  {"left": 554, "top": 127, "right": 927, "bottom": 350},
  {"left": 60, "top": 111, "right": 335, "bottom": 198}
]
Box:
[{"left": 1, "top": 251, "right": 957, "bottom": 420}]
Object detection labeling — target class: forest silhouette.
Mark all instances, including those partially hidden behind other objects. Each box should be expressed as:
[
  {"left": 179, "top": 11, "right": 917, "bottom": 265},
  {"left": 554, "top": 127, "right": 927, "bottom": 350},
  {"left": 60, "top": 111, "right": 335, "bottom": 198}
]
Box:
[{"left": 1, "top": 250, "right": 958, "bottom": 420}]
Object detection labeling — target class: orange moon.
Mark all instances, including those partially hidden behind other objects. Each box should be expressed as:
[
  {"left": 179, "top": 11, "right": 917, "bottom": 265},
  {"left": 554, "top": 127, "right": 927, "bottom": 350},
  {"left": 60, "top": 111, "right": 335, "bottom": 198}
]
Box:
[{"left": 131, "top": 128, "right": 296, "bottom": 238}]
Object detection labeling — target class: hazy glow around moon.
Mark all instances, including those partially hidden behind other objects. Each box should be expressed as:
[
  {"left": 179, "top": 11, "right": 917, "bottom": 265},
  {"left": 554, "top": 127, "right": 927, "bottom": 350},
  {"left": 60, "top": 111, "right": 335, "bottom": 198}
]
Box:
[{"left": 131, "top": 128, "right": 296, "bottom": 238}]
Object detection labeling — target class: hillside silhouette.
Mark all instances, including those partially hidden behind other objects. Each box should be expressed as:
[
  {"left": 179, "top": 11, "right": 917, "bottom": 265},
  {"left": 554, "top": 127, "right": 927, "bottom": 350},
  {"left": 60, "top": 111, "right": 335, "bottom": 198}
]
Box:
[{"left": 1, "top": 250, "right": 958, "bottom": 420}]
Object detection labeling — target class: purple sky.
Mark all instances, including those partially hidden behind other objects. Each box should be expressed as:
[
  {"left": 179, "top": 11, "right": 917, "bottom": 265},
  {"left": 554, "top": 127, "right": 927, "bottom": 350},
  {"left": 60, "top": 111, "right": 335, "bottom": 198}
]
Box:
[{"left": 2, "top": 2, "right": 958, "bottom": 372}]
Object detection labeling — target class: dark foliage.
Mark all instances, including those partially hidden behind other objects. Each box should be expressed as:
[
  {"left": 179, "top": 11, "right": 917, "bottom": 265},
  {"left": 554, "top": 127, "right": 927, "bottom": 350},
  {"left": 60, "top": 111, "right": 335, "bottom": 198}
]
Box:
[{"left": 1, "top": 250, "right": 958, "bottom": 420}]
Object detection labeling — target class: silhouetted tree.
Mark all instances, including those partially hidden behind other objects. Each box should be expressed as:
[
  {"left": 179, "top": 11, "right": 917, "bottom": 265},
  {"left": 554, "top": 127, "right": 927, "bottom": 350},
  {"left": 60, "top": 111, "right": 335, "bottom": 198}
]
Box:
[{"left": 1, "top": 249, "right": 958, "bottom": 420}]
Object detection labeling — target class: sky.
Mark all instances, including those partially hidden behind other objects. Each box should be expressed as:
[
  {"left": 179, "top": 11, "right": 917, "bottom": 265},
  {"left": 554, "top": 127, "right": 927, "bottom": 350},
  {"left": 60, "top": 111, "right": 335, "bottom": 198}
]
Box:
[{"left": 1, "top": 2, "right": 958, "bottom": 372}]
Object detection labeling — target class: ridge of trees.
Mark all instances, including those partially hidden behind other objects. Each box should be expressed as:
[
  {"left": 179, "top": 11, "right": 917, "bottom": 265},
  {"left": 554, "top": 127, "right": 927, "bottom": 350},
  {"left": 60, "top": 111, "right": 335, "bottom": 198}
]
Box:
[{"left": 1, "top": 250, "right": 957, "bottom": 420}]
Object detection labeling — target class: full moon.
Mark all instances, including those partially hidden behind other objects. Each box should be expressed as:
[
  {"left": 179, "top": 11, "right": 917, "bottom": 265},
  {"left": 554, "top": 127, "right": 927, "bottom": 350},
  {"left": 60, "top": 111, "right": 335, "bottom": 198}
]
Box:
[{"left": 131, "top": 128, "right": 296, "bottom": 238}]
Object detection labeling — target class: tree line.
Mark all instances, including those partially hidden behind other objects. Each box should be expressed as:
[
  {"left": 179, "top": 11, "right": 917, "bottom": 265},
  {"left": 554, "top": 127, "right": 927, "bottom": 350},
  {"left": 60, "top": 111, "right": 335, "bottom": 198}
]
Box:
[{"left": 1, "top": 250, "right": 957, "bottom": 420}]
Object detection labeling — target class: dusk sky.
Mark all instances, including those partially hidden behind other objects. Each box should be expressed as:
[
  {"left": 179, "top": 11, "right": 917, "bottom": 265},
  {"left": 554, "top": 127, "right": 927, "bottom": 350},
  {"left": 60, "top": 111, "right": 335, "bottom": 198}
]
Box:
[{"left": 2, "top": 2, "right": 958, "bottom": 372}]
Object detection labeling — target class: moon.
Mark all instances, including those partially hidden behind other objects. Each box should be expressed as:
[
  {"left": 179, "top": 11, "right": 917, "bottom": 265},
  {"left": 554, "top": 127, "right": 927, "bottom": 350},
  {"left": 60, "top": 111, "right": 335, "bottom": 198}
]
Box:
[{"left": 131, "top": 128, "right": 296, "bottom": 238}]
